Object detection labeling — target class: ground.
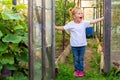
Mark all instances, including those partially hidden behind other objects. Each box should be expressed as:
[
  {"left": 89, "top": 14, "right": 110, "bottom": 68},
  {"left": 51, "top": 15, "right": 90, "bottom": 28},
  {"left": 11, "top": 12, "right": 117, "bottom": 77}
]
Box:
[{"left": 84, "top": 45, "right": 93, "bottom": 71}]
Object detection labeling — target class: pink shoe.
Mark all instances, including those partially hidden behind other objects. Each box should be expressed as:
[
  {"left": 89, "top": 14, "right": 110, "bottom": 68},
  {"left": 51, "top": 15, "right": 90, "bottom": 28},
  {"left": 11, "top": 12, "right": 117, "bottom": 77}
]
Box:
[
  {"left": 79, "top": 70, "right": 84, "bottom": 76},
  {"left": 73, "top": 70, "right": 79, "bottom": 77}
]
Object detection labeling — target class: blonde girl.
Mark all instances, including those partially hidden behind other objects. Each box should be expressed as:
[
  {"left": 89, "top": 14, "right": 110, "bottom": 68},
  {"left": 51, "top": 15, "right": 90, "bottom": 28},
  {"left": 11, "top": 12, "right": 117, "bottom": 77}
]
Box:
[{"left": 55, "top": 7, "right": 104, "bottom": 77}]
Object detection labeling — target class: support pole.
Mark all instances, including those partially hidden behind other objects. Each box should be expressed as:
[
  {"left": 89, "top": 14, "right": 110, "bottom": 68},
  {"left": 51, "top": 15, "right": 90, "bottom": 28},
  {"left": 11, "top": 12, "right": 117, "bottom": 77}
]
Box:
[
  {"left": 12, "top": 0, "right": 16, "bottom": 5},
  {"left": 51, "top": 0, "right": 55, "bottom": 79},
  {"left": 28, "top": 0, "right": 34, "bottom": 80},
  {"left": 42, "top": 0, "right": 46, "bottom": 80},
  {"left": 103, "top": 0, "right": 111, "bottom": 73}
]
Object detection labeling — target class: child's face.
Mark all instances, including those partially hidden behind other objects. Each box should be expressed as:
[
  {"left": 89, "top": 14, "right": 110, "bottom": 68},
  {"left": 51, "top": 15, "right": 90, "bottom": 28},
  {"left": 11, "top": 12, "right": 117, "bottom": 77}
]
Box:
[{"left": 73, "top": 9, "right": 83, "bottom": 22}]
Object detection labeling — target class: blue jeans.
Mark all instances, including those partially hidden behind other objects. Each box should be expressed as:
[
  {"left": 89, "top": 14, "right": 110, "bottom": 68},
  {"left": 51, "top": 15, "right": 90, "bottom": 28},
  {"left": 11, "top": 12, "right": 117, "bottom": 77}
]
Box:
[{"left": 71, "top": 46, "right": 86, "bottom": 71}]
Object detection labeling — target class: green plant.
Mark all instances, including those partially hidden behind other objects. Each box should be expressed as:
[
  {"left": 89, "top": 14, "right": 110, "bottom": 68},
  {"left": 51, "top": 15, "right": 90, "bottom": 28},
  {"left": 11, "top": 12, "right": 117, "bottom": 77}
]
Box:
[
  {"left": 0, "top": 0, "right": 28, "bottom": 80},
  {"left": 55, "top": 0, "right": 74, "bottom": 26},
  {"left": 55, "top": 0, "right": 74, "bottom": 56},
  {"left": 103, "top": 62, "right": 120, "bottom": 77},
  {"left": 55, "top": 63, "right": 76, "bottom": 80}
]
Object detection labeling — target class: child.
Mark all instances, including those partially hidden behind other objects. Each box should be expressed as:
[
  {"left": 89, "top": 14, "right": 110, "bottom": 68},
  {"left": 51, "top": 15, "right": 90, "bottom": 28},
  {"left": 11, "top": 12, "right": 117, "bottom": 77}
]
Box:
[{"left": 55, "top": 7, "right": 104, "bottom": 77}]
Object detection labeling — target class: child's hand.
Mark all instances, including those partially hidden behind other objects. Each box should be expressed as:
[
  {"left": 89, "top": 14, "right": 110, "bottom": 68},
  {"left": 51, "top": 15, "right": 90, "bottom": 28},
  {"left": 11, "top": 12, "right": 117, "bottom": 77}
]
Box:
[{"left": 55, "top": 26, "right": 64, "bottom": 30}]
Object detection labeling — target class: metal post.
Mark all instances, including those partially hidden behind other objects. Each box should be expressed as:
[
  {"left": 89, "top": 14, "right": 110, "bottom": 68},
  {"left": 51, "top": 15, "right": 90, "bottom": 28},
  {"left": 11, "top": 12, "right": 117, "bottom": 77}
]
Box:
[
  {"left": 28, "top": 0, "right": 34, "bottom": 80},
  {"left": 103, "top": 0, "right": 111, "bottom": 73}
]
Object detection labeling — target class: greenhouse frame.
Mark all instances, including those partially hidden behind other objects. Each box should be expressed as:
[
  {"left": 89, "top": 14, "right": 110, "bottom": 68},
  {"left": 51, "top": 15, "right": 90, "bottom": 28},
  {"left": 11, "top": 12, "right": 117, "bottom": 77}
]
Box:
[
  {"left": 28, "top": 0, "right": 120, "bottom": 80},
  {"left": 0, "top": 0, "right": 120, "bottom": 80}
]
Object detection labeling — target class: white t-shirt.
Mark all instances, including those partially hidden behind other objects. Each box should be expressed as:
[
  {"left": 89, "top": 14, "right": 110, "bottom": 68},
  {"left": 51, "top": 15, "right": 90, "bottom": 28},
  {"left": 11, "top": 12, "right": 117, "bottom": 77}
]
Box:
[{"left": 63, "top": 20, "right": 90, "bottom": 47}]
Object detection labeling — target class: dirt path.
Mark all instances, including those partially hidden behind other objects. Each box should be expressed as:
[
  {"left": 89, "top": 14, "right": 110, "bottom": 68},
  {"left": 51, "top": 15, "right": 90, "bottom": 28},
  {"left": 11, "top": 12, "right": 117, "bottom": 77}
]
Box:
[
  {"left": 84, "top": 39, "right": 97, "bottom": 71},
  {"left": 84, "top": 46, "right": 93, "bottom": 71}
]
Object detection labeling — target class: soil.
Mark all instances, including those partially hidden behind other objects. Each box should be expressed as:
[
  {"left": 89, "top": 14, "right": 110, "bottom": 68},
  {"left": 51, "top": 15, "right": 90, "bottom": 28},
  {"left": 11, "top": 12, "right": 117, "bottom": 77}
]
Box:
[
  {"left": 84, "top": 46, "right": 93, "bottom": 71},
  {"left": 84, "top": 38, "right": 97, "bottom": 71}
]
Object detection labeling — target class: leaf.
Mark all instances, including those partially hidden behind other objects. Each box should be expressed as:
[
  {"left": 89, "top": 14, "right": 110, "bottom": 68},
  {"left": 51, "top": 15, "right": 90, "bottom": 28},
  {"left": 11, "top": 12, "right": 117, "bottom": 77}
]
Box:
[
  {"left": 0, "top": 31, "right": 3, "bottom": 38},
  {"left": 13, "top": 72, "right": 28, "bottom": 80},
  {"left": 0, "top": 63, "right": 2, "bottom": 70},
  {"left": 0, "top": 42, "right": 7, "bottom": 51},
  {"left": 9, "top": 44, "right": 19, "bottom": 52},
  {"left": 22, "top": 33, "right": 28, "bottom": 42},
  {"left": 0, "top": 26, "right": 10, "bottom": 34},
  {"left": 1, "top": 0, "right": 12, "bottom": 6},
  {"left": 16, "top": 52, "right": 28, "bottom": 62},
  {"left": 6, "top": 64, "right": 17, "bottom": 70},
  {"left": 6, "top": 77, "right": 14, "bottom": 80},
  {"left": 15, "top": 30, "right": 25, "bottom": 36},
  {"left": 14, "top": 4, "right": 27, "bottom": 10},
  {"left": 1, "top": 9, "right": 21, "bottom": 20},
  {"left": 0, "top": 54, "right": 14, "bottom": 64},
  {"left": 14, "top": 25, "right": 24, "bottom": 30},
  {"left": 2, "top": 34, "right": 22, "bottom": 43}
]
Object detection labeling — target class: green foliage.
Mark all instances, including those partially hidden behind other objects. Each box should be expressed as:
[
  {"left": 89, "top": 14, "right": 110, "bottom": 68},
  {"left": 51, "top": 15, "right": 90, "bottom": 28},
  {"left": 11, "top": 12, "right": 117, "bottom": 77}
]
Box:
[
  {"left": 2, "top": 72, "right": 28, "bottom": 80},
  {"left": 0, "top": 0, "right": 12, "bottom": 8},
  {"left": 66, "top": 52, "right": 73, "bottom": 65},
  {"left": 14, "top": 4, "right": 27, "bottom": 10},
  {"left": 55, "top": 0, "right": 74, "bottom": 53},
  {"left": 0, "top": 0, "right": 28, "bottom": 80},
  {"left": 1, "top": 9, "right": 21, "bottom": 20},
  {"left": 90, "top": 51, "right": 101, "bottom": 69},
  {"left": 0, "top": 54, "right": 14, "bottom": 64},
  {"left": 0, "top": 42, "right": 7, "bottom": 51},
  {"left": 55, "top": 0, "right": 74, "bottom": 26},
  {"left": 56, "top": 63, "right": 76, "bottom": 80},
  {"left": 2, "top": 34, "right": 22, "bottom": 43},
  {"left": 0, "top": 31, "right": 3, "bottom": 38}
]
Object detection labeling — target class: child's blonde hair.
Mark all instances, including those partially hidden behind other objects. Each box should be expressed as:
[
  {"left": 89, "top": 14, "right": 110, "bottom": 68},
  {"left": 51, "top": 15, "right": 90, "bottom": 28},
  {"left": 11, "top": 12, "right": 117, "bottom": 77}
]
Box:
[{"left": 69, "top": 7, "right": 83, "bottom": 19}]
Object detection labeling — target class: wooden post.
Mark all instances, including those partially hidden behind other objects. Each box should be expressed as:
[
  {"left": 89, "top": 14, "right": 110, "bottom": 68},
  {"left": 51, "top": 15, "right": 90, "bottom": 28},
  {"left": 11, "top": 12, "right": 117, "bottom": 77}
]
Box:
[
  {"left": 51, "top": 0, "right": 55, "bottom": 79},
  {"left": 28, "top": 0, "right": 34, "bottom": 80},
  {"left": 77, "top": 0, "right": 81, "bottom": 7},
  {"left": 103, "top": 0, "right": 111, "bottom": 73},
  {"left": 41, "top": 0, "right": 47, "bottom": 80},
  {"left": 74, "top": 0, "right": 76, "bottom": 5},
  {"left": 12, "top": 0, "right": 16, "bottom": 5}
]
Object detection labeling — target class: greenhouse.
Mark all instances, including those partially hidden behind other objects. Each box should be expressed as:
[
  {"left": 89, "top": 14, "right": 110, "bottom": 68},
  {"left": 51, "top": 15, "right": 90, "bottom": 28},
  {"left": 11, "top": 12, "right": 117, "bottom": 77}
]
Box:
[{"left": 0, "top": 0, "right": 120, "bottom": 80}]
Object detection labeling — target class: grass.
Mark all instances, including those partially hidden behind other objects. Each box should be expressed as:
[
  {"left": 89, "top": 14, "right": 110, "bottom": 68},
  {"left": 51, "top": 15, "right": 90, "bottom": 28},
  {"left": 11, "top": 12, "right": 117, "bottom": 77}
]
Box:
[
  {"left": 56, "top": 63, "right": 120, "bottom": 80},
  {"left": 55, "top": 38, "right": 120, "bottom": 80}
]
